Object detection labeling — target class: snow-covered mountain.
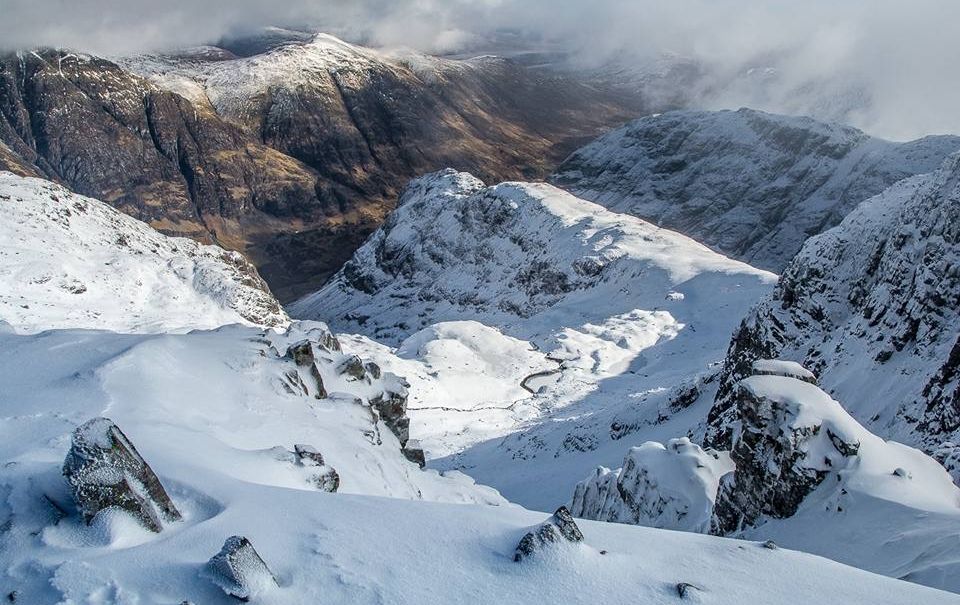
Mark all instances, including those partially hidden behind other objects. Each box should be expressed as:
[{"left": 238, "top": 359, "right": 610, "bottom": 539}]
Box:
[
  {"left": 1, "top": 175, "right": 946, "bottom": 604},
  {"left": 0, "top": 172, "right": 288, "bottom": 333},
  {"left": 1, "top": 37, "right": 639, "bottom": 302},
  {"left": 291, "top": 169, "right": 776, "bottom": 501},
  {"left": 707, "top": 151, "right": 960, "bottom": 455},
  {"left": 550, "top": 108, "right": 960, "bottom": 271}
]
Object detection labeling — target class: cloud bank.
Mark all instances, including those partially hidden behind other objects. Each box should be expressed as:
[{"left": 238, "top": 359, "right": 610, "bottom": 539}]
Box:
[{"left": 1, "top": 0, "right": 958, "bottom": 140}]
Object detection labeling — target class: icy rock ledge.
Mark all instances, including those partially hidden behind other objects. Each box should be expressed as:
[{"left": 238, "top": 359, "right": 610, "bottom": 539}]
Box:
[
  {"left": 514, "top": 506, "right": 584, "bottom": 562},
  {"left": 62, "top": 417, "right": 181, "bottom": 532},
  {"left": 202, "top": 535, "right": 278, "bottom": 600}
]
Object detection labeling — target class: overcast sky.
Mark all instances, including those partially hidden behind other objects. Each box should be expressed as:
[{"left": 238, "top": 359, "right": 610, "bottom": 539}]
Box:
[{"left": 1, "top": 0, "right": 958, "bottom": 140}]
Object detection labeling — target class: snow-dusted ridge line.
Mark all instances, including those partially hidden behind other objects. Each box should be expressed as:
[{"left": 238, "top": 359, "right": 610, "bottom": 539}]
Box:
[
  {"left": 551, "top": 108, "right": 960, "bottom": 272},
  {"left": 0, "top": 171, "right": 288, "bottom": 334}
]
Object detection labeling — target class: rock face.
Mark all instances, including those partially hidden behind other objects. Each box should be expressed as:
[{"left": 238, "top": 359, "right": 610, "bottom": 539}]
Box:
[
  {"left": 62, "top": 417, "right": 181, "bottom": 532},
  {"left": 570, "top": 438, "right": 732, "bottom": 533},
  {"left": 203, "top": 536, "right": 277, "bottom": 600},
  {"left": 1, "top": 36, "right": 640, "bottom": 300},
  {"left": 707, "top": 152, "right": 960, "bottom": 453},
  {"left": 0, "top": 172, "right": 288, "bottom": 333},
  {"left": 550, "top": 108, "right": 960, "bottom": 271},
  {"left": 710, "top": 375, "right": 862, "bottom": 534},
  {"left": 514, "top": 506, "right": 584, "bottom": 562}
]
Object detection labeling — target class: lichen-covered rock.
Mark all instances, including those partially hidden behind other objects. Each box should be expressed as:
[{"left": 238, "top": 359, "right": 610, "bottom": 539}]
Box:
[
  {"left": 711, "top": 376, "right": 861, "bottom": 534},
  {"left": 514, "top": 506, "right": 584, "bottom": 562},
  {"left": 202, "top": 536, "right": 277, "bottom": 600},
  {"left": 62, "top": 417, "right": 181, "bottom": 532},
  {"left": 570, "top": 438, "right": 732, "bottom": 533}
]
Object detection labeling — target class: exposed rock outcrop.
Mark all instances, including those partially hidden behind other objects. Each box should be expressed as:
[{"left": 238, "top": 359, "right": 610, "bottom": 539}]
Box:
[
  {"left": 62, "top": 417, "right": 181, "bottom": 532},
  {"left": 710, "top": 376, "right": 863, "bottom": 534},
  {"left": 203, "top": 536, "right": 277, "bottom": 600},
  {"left": 514, "top": 506, "right": 584, "bottom": 562},
  {"left": 294, "top": 444, "right": 340, "bottom": 492},
  {"left": 570, "top": 438, "right": 732, "bottom": 533}
]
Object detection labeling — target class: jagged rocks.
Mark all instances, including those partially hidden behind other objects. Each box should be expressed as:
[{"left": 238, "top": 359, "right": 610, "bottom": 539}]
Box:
[
  {"left": 285, "top": 339, "right": 329, "bottom": 399},
  {"left": 514, "top": 506, "right": 584, "bottom": 562},
  {"left": 370, "top": 388, "right": 411, "bottom": 447},
  {"left": 337, "top": 355, "right": 367, "bottom": 381},
  {"left": 294, "top": 444, "right": 340, "bottom": 492},
  {"left": 711, "top": 376, "right": 861, "bottom": 534},
  {"left": 62, "top": 417, "right": 181, "bottom": 532},
  {"left": 202, "top": 536, "right": 277, "bottom": 600},
  {"left": 570, "top": 438, "right": 732, "bottom": 533}
]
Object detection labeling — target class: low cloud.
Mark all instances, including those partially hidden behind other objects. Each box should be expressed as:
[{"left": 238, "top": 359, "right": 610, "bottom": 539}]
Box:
[{"left": 2, "top": 0, "right": 958, "bottom": 140}]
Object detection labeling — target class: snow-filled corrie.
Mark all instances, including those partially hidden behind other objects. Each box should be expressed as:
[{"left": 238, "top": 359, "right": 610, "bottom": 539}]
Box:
[
  {"left": 0, "top": 171, "right": 289, "bottom": 333},
  {"left": 550, "top": 108, "right": 960, "bottom": 272},
  {"left": 291, "top": 169, "right": 775, "bottom": 505}
]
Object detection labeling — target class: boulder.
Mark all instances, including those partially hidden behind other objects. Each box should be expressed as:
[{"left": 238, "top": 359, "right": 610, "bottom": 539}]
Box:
[
  {"left": 370, "top": 388, "right": 411, "bottom": 447},
  {"left": 62, "top": 417, "right": 181, "bottom": 532},
  {"left": 202, "top": 536, "right": 277, "bottom": 600},
  {"left": 711, "top": 376, "right": 861, "bottom": 534},
  {"left": 402, "top": 439, "right": 426, "bottom": 468},
  {"left": 514, "top": 506, "right": 584, "bottom": 562},
  {"left": 337, "top": 355, "right": 367, "bottom": 381}
]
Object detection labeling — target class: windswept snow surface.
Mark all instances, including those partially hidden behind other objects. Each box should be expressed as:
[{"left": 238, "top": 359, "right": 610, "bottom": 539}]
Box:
[
  {"left": 0, "top": 172, "right": 288, "bottom": 333},
  {"left": 2, "top": 324, "right": 951, "bottom": 603},
  {"left": 291, "top": 169, "right": 776, "bottom": 507}
]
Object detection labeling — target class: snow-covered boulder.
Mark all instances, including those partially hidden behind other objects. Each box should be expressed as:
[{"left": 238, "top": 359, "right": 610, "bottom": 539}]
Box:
[
  {"left": 551, "top": 108, "right": 960, "bottom": 271},
  {"left": 202, "top": 535, "right": 277, "bottom": 600},
  {"left": 514, "top": 506, "right": 584, "bottom": 562},
  {"left": 711, "top": 376, "right": 862, "bottom": 534},
  {"left": 0, "top": 172, "right": 288, "bottom": 333},
  {"left": 62, "top": 417, "right": 182, "bottom": 533},
  {"left": 570, "top": 438, "right": 732, "bottom": 533},
  {"left": 708, "top": 151, "right": 960, "bottom": 453}
]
